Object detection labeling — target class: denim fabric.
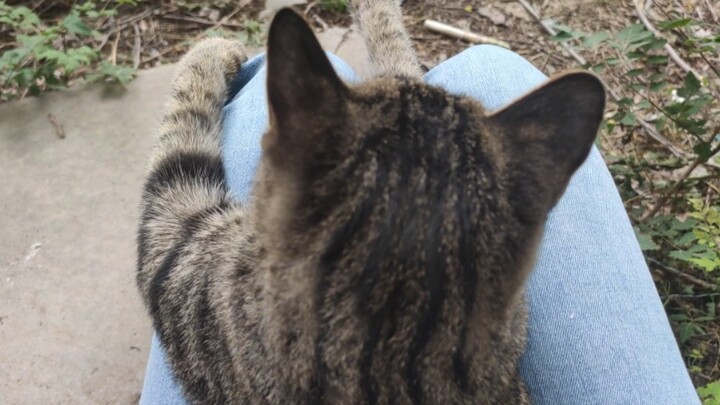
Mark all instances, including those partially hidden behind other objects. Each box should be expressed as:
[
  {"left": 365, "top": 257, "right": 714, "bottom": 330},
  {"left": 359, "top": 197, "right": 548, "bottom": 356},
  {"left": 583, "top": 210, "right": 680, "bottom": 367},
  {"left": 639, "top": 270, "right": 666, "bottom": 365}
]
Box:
[{"left": 139, "top": 46, "right": 698, "bottom": 404}]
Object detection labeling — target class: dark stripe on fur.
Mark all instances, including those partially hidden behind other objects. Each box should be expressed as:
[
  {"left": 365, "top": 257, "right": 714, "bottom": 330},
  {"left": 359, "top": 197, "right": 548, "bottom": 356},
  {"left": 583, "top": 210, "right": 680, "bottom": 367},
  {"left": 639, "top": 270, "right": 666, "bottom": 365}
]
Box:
[
  {"left": 145, "top": 205, "right": 228, "bottom": 338},
  {"left": 360, "top": 285, "right": 402, "bottom": 404},
  {"left": 314, "top": 159, "right": 386, "bottom": 403},
  {"left": 403, "top": 86, "right": 453, "bottom": 404},
  {"left": 172, "top": 88, "right": 220, "bottom": 108},
  {"left": 452, "top": 164, "right": 474, "bottom": 391},
  {"left": 148, "top": 233, "right": 190, "bottom": 340},
  {"left": 163, "top": 107, "right": 216, "bottom": 133},
  {"left": 144, "top": 151, "right": 226, "bottom": 197}
]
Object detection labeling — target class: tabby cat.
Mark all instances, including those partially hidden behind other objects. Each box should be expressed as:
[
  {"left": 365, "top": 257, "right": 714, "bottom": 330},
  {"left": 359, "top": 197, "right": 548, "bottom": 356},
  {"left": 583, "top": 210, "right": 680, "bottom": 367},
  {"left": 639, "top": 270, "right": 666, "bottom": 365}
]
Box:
[{"left": 137, "top": 2, "right": 605, "bottom": 404}]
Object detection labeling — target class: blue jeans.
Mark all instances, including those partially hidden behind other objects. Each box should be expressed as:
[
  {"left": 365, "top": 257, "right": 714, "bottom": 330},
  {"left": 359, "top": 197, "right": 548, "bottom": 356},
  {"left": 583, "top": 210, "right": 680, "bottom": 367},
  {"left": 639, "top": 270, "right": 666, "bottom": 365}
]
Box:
[{"left": 139, "top": 46, "right": 699, "bottom": 404}]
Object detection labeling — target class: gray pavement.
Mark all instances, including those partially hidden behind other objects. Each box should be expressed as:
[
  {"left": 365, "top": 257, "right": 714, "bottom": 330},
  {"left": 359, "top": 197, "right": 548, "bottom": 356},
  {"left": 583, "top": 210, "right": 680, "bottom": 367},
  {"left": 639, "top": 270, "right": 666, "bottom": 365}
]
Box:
[{"left": 0, "top": 30, "right": 368, "bottom": 404}]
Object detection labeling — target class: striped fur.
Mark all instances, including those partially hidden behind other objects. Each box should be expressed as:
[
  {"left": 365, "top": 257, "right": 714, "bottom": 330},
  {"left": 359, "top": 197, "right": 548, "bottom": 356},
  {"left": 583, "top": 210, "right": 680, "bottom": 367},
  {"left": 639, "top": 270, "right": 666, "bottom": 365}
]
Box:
[
  {"left": 137, "top": 7, "right": 604, "bottom": 405},
  {"left": 349, "top": 0, "right": 422, "bottom": 77}
]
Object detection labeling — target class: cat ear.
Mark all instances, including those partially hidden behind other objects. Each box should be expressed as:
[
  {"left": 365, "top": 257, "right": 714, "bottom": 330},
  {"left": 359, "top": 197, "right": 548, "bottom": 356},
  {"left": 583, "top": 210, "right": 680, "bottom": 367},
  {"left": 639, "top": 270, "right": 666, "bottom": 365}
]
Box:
[
  {"left": 488, "top": 72, "right": 605, "bottom": 218},
  {"left": 265, "top": 8, "right": 347, "bottom": 147}
]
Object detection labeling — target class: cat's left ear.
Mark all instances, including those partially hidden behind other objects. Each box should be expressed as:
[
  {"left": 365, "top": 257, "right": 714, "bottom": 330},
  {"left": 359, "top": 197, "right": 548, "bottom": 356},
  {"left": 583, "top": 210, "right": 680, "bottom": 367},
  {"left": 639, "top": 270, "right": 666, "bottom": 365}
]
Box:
[{"left": 265, "top": 8, "right": 347, "bottom": 147}]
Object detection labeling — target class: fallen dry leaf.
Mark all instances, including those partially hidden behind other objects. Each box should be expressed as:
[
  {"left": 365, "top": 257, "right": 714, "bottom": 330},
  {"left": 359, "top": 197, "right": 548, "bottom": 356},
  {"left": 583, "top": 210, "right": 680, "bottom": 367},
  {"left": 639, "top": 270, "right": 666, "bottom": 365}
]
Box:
[{"left": 477, "top": 6, "right": 507, "bottom": 26}]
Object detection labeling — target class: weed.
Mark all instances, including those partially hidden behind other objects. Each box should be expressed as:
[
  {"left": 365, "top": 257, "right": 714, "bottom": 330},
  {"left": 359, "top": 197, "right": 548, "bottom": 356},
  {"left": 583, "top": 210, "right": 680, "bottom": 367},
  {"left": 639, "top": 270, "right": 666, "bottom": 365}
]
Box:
[
  {"left": 319, "top": 0, "right": 348, "bottom": 13},
  {"left": 699, "top": 380, "right": 720, "bottom": 404},
  {"left": 0, "top": 1, "right": 137, "bottom": 101}
]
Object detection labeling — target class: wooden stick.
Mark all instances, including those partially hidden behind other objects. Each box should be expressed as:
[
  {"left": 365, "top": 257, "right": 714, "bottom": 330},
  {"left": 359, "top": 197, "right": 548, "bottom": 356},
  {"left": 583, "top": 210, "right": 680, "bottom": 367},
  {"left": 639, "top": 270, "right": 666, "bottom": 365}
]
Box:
[{"left": 423, "top": 19, "right": 511, "bottom": 49}]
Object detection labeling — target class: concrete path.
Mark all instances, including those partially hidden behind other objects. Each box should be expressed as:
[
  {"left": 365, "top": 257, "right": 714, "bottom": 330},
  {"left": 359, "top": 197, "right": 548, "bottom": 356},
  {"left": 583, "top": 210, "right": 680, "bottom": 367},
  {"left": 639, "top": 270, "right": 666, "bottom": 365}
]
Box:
[{"left": 0, "top": 30, "right": 368, "bottom": 404}]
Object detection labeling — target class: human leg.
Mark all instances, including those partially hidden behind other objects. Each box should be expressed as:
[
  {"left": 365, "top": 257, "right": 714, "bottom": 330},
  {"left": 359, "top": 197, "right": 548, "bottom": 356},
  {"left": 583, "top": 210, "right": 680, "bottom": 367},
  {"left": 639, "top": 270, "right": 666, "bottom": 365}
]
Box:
[{"left": 425, "top": 45, "right": 698, "bottom": 404}]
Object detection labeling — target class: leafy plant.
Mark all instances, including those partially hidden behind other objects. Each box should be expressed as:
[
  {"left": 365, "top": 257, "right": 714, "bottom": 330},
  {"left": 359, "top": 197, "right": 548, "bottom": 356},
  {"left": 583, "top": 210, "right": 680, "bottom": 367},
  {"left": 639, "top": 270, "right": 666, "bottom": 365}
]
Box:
[
  {"left": 699, "top": 380, "right": 720, "bottom": 405},
  {"left": 319, "top": 0, "right": 348, "bottom": 13},
  {"left": 670, "top": 199, "right": 720, "bottom": 272},
  {"left": 0, "top": 1, "right": 137, "bottom": 100}
]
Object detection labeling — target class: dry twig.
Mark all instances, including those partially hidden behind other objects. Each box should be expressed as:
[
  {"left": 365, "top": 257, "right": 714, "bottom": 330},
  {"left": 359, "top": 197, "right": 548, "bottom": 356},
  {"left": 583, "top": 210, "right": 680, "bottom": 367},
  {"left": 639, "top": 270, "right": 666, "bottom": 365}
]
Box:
[
  {"left": 650, "top": 258, "right": 718, "bottom": 290},
  {"left": 705, "top": 0, "right": 719, "bottom": 22},
  {"left": 161, "top": 14, "right": 245, "bottom": 28},
  {"left": 132, "top": 22, "right": 142, "bottom": 69},
  {"left": 633, "top": 0, "right": 703, "bottom": 79},
  {"left": 47, "top": 113, "right": 65, "bottom": 139}
]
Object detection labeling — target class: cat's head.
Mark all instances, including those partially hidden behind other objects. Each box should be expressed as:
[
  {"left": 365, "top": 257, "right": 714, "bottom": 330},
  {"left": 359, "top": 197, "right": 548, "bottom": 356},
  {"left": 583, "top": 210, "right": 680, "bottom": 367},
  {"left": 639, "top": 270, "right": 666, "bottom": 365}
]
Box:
[{"left": 253, "top": 9, "right": 604, "bottom": 314}]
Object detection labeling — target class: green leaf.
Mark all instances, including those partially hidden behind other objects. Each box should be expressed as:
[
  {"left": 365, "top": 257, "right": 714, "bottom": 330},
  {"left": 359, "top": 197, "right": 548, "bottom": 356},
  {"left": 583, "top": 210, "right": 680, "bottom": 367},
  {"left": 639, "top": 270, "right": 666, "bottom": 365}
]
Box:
[
  {"left": 634, "top": 227, "right": 659, "bottom": 250},
  {"left": 676, "top": 231, "right": 698, "bottom": 246},
  {"left": 551, "top": 32, "right": 573, "bottom": 42},
  {"left": 694, "top": 143, "right": 712, "bottom": 161},
  {"left": 635, "top": 99, "right": 651, "bottom": 109},
  {"left": 620, "top": 112, "right": 637, "bottom": 126},
  {"left": 591, "top": 63, "right": 605, "bottom": 73},
  {"left": 616, "top": 24, "right": 653, "bottom": 44},
  {"left": 698, "top": 380, "right": 720, "bottom": 404},
  {"left": 35, "top": 48, "right": 66, "bottom": 63},
  {"left": 669, "top": 250, "right": 694, "bottom": 261},
  {"left": 650, "top": 81, "right": 667, "bottom": 91},
  {"left": 617, "top": 97, "right": 633, "bottom": 108},
  {"left": 654, "top": 117, "right": 666, "bottom": 131},
  {"left": 62, "top": 13, "right": 94, "bottom": 36},
  {"left": 659, "top": 18, "right": 693, "bottom": 30},
  {"left": 8, "top": 6, "right": 41, "bottom": 30},
  {"left": 17, "top": 34, "right": 50, "bottom": 50},
  {"left": 642, "top": 37, "right": 668, "bottom": 50},
  {"left": 683, "top": 72, "right": 702, "bottom": 94},
  {"left": 678, "top": 322, "right": 702, "bottom": 343},
  {"left": 86, "top": 61, "right": 136, "bottom": 85},
  {"left": 675, "top": 218, "right": 699, "bottom": 231},
  {"left": 627, "top": 68, "right": 644, "bottom": 77},
  {"left": 647, "top": 55, "right": 669, "bottom": 65},
  {"left": 582, "top": 31, "right": 610, "bottom": 48},
  {"left": 689, "top": 257, "right": 720, "bottom": 272},
  {"left": 75, "top": 1, "right": 97, "bottom": 13}
]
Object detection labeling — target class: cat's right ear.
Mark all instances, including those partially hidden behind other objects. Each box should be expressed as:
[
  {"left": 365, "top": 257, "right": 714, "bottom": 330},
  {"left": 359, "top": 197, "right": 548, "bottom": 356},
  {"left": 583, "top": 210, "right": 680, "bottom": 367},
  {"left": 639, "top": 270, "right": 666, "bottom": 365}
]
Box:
[{"left": 265, "top": 8, "right": 347, "bottom": 150}]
